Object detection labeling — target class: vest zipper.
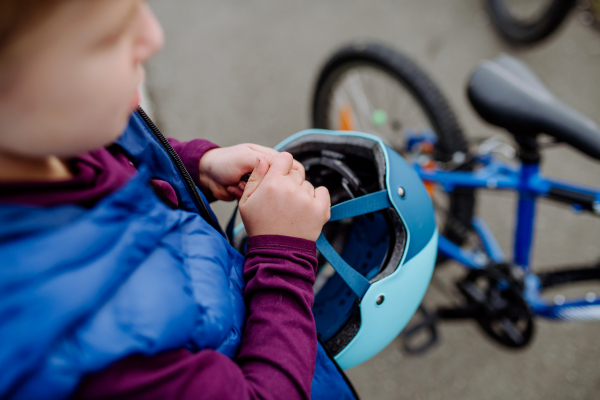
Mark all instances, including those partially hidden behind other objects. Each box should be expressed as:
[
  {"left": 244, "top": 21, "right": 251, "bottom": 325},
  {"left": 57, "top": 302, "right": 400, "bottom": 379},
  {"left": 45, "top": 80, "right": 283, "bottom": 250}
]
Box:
[{"left": 136, "top": 106, "right": 223, "bottom": 234}]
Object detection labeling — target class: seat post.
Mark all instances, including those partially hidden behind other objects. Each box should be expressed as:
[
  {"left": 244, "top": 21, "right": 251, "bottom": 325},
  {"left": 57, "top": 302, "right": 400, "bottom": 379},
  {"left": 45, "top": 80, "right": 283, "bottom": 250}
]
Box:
[
  {"left": 515, "top": 133, "right": 541, "bottom": 164},
  {"left": 513, "top": 132, "right": 540, "bottom": 271}
]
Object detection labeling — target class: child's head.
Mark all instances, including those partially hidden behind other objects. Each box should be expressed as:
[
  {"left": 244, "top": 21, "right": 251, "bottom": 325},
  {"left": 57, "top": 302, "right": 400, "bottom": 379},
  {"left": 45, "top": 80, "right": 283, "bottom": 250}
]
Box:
[{"left": 0, "top": 0, "right": 163, "bottom": 159}]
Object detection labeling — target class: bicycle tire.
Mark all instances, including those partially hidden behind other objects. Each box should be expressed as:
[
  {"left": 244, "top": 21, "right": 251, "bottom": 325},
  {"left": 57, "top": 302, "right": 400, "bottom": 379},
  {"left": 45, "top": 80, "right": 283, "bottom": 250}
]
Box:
[
  {"left": 311, "top": 42, "right": 475, "bottom": 261},
  {"left": 486, "top": 0, "right": 577, "bottom": 45}
]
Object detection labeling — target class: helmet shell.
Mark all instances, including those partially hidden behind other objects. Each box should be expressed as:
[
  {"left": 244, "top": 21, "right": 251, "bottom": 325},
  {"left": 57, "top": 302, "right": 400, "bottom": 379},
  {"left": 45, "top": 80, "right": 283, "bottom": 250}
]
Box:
[
  {"left": 236, "top": 129, "right": 438, "bottom": 369},
  {"left": 277, "top": 129, "right": 438, "bottom": 369}
]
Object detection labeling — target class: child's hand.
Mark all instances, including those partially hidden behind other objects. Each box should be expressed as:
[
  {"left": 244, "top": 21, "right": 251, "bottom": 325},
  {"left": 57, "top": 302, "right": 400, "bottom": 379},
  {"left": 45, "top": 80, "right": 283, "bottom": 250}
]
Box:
[
  {"left": 199, "top": 144, "right": 305, "bottom": 201},
  {"left": 239, "top": 152, "right": 330, "bottom": 241}
]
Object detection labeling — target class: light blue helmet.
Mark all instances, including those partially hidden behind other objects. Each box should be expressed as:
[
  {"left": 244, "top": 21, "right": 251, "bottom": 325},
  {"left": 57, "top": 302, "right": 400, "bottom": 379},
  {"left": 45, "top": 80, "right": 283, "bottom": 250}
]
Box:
[{"left": 234, "top": 129, "right": 438, "bottom": 370}]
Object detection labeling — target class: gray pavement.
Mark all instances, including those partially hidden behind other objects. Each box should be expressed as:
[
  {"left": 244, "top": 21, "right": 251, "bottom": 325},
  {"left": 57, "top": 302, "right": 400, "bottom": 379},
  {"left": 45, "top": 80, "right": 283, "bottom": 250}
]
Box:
[{"left": 146, "top": 1, "right": 600, "bottom": 399}]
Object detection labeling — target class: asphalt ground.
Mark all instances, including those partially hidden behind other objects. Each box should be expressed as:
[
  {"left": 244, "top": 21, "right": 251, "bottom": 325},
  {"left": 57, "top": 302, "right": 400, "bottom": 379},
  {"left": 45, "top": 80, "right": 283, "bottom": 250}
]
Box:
[{"left": 146, "top": 1, "right": 600, "bottom": 399}]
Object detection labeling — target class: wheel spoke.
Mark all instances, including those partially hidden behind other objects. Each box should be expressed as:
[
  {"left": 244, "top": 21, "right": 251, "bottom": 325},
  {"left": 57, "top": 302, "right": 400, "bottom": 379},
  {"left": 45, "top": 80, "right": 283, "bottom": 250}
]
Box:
[
  {"left": 317, "top": 46, "right": 473, "bottom": 275},
  {"left": 346, "top": 71, "right": 373, "bottom": 120}
]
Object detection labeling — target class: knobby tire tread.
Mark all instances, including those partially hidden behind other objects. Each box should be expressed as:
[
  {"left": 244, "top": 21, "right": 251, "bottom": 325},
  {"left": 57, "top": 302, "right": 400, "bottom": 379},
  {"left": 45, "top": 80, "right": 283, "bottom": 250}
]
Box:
[
  {"left": 486, "top": 0, "right": 577, "bottom": 45},
  {"left": 311, "top": 42, "right": 475, "bottom": 261}
]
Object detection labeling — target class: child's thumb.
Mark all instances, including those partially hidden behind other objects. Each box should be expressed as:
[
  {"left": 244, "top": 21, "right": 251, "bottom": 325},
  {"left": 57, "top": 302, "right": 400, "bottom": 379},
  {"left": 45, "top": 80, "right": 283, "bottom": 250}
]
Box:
[{"left": 240, "top": 157, "right": 269, "bottom": 205}]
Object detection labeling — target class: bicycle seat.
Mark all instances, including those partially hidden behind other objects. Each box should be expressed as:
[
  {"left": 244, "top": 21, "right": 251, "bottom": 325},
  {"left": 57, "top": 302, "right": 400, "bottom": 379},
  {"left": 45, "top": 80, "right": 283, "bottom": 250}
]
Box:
[{"left": 467, "top": 54, "right": 600, "bottom": 160}]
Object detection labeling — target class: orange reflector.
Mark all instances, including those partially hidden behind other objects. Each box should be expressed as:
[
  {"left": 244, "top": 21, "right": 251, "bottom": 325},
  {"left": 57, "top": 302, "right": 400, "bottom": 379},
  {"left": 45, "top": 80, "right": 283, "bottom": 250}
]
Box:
[
  {"left": 421, "top": 141, "right": 435, "bottom": 154},
  {"left": 339, "top": 105, "right": 354, "bottom": 131},
  {"left": 424, "top": 181, "right": 436, "bottom": 198},
  {"left": 422, "top": 159, "right": 436, "bottom": 198}
]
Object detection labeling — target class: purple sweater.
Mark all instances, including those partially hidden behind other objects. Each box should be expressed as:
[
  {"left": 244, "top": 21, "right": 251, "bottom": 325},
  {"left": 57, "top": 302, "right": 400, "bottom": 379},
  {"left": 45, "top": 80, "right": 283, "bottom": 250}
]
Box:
[{"left": 0, "top": 139, "right": 318, "bottom": 400}]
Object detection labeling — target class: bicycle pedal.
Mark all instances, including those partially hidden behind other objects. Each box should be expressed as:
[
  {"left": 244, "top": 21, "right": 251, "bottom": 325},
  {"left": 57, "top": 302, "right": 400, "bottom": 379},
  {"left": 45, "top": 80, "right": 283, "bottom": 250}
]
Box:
[{"left": 401, "top": 306, "right": 439, "bottom": 355}]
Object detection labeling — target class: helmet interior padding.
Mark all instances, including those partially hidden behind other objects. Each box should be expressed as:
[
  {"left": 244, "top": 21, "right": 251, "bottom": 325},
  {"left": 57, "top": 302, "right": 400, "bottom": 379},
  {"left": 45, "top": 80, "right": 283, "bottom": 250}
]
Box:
[{"left": 281, "top": 134, "right": 407, "bottom": 356}]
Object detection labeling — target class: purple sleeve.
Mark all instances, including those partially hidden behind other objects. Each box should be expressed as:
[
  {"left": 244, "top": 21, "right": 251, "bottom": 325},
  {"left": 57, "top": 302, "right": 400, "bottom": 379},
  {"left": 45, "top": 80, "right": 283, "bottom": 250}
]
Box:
[
  {"left": 71, "top": 235, "right": 318, "bottom": 400},
  {"left": 237, "top": 235, "right": 318, "bottom": 399},
  {"left": 167, "top": 138, "right": 220, "bottom": 200}
]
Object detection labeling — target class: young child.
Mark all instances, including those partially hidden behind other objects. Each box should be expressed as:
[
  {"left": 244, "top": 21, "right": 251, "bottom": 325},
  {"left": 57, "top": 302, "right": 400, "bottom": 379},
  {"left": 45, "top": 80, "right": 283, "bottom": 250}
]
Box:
[{"left": 0, "top": 1, "right": 356, "bottom": 399}]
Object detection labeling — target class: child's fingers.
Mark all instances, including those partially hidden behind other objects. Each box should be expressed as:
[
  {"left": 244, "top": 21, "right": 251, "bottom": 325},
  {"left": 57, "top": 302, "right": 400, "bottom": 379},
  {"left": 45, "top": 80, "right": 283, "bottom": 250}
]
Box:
[
  {"left": 288, "top": 169, "right": 304, "bottom": 185},
  {"left": 247, "top": 144, "right": 279, "bottom": 156},
  {"left": 226, "top": 185, "right": 244, "bottom": 200},
  {"left": 240, "top": 157, "right": 269, "bottom": 205},
  {"left": 235, "top": 153, "right": 269, "bottom": 182},
  {"left": 301, "top": 180, "right": 315, "bottom": 197},
  {"left": 247, "top": 144, "right": 304, "bottom": 180},
  {"left": 292, "top": 160, "right": 306, "bottom": 180},
  {"left": 314, "top": 186, "right": 331, "bottom": 220},
  {"left": 265, "top": 152, "right": 294, "bottom": 176},
  {"left": 211, "top": 185, "right": 236, "bottom": 202}
]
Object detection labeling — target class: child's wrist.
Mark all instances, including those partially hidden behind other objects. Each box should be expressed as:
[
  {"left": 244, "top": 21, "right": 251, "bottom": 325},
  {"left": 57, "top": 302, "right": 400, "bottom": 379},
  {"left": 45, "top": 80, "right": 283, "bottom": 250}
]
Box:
[{"left": 197, "top": 149, "right": 215, "bottom": 186}]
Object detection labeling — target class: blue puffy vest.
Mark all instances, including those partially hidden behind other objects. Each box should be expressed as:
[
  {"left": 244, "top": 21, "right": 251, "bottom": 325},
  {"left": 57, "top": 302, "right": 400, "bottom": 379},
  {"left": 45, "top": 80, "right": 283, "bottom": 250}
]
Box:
[{"left": 0, "top": 112, "right": 357, "bottom": 400}]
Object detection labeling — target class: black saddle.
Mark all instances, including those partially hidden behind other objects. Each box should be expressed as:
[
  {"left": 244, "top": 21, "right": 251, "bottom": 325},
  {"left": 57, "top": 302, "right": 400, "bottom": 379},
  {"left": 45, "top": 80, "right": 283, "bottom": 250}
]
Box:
[{"left": 468, "top": 54, "right": 600, "bottom": 161}]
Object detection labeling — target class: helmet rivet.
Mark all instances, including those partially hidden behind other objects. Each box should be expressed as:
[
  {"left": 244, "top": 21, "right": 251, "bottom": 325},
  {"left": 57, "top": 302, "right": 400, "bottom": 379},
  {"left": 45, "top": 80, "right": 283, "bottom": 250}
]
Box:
[
  {"left": 397, "top": 187, "right": 406, "bottom": 198},
  {"left": 376, "top": 295, "right": 385, "bottom": 306}
]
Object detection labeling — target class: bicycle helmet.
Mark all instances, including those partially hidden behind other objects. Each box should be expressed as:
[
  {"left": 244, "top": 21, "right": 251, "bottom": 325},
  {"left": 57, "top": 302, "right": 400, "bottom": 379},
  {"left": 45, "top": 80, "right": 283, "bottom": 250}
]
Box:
[{"left": 233, "top": 129, "right": 438, "bottom": 369}]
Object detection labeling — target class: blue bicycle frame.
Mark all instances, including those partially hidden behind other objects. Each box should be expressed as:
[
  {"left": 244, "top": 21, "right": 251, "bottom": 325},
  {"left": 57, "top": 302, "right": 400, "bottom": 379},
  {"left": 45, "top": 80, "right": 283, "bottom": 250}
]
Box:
[{"left": 414, "top": 149, "right": 600, "bottom": 321}]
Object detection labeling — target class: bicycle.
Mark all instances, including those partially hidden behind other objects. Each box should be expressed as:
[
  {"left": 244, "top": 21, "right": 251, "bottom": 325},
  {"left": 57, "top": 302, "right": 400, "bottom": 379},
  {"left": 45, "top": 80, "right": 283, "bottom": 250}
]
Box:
[
  {"left": 311, "top": 42, "right": 600, "bottom": 353},
  {"left": 485, "top": 0, "right": 599, "bottom": 46}
]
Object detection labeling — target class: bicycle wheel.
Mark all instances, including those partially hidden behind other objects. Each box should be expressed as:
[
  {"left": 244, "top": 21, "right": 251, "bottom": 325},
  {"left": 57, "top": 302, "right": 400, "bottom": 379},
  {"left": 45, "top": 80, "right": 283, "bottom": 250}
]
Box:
[
  {"left": 486, "top": 0, "right": 577, "bottom": 45},
  {"left": 312, "top": 42, "right": 475, "bottom": 262}
]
